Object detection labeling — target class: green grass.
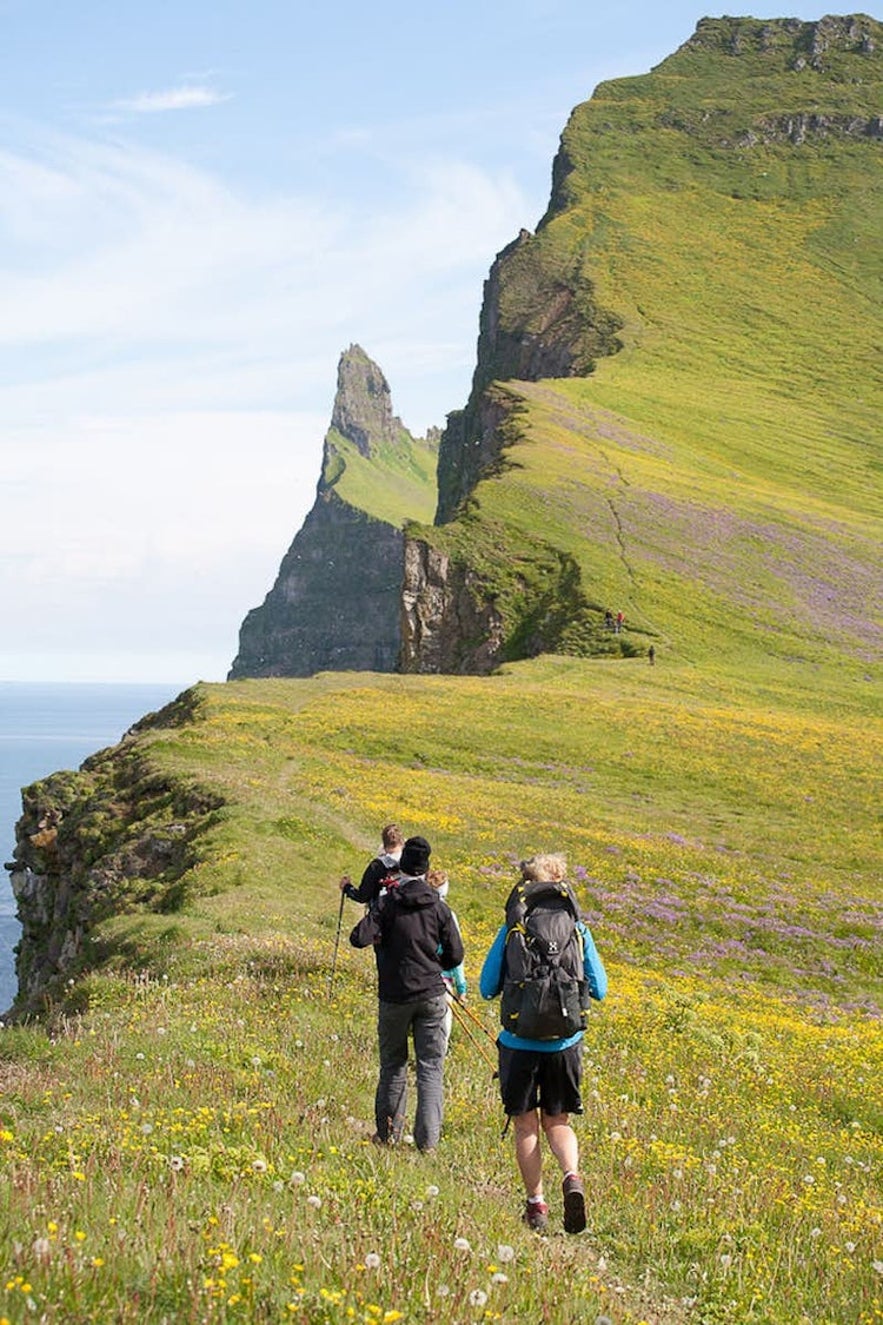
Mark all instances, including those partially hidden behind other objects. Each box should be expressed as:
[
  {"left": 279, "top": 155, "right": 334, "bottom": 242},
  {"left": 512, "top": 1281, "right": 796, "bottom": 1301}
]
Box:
[
  {"left": 2, "top": 660, "right": 880, "bottom": 1323},
  {"left": 324, "top": 426, "right": 438, "bottom": 527}
]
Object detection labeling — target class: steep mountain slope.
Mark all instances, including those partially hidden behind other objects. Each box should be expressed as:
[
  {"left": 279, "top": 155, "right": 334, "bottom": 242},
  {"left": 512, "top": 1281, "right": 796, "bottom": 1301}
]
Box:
[
  {"left": 229, "top": 345, "right": 438, "bottom": 677},
  {"left": 404, "top": 14, "right": 882, "bottom": 676}
]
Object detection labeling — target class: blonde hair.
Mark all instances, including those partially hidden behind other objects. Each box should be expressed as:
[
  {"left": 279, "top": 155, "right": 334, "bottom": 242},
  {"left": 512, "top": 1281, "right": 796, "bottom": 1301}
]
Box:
[
  {"left": 426, "top": 869, "right": 449, "bottom": 890},
  {"left": 520, "top": 853, "right": 567, "bottom": 884},
  {"left": 381, "top": 824, "right": 405, "bottom": 849}
]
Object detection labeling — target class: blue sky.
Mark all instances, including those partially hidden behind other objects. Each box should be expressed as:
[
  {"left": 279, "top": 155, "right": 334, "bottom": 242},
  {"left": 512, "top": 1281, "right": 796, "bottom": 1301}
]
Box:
[{"left": 0, "top": 0, "right": 838, "bottom": 683}]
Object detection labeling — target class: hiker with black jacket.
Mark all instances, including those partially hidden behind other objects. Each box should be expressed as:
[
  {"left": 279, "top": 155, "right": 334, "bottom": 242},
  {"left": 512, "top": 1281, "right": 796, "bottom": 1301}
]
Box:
[
  {"left": 480, "top": 853, "right": 607, "bottom": 1234},
  {"left": 350, "top": 835, "right": 464, "bottom": 1152},
  {"left": 339, "top": 823, "right": 404, "bottom": 908}
]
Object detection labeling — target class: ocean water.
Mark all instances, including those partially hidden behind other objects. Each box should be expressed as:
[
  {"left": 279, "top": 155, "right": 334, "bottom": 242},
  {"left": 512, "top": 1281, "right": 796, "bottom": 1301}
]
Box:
[{"left": 0, "top": 682, "right": 188, "bottom": 1013}]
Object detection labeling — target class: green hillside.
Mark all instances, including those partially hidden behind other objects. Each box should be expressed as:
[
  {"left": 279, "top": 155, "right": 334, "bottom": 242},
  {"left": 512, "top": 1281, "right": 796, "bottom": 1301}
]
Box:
[
  {"left": 322, "top": 424, "right": 438, "bottom": 528},
  {"left": 421, "top": 15, "right": 882, "bottom": 678}
]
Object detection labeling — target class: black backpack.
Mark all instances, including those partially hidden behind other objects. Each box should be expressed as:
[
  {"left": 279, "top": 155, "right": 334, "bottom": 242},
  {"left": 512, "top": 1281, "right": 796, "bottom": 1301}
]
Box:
[{"left": 500, "top": 879, "right": 589, "bottom": 1040}]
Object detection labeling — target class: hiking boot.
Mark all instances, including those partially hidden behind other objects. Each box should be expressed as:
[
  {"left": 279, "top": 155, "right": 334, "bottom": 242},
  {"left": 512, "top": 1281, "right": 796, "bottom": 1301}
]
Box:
[
  {"left": 523, "top": 1198, "right": 549, "bottom": 1233},
  {"left": 562, "top": 1173, "right": 586, "bottom": 1234}
]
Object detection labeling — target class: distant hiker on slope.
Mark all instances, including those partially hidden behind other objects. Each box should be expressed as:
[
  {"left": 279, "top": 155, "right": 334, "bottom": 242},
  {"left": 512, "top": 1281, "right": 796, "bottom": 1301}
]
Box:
[
  {"left": 427, "top": 868, "right": 467, "bottom": 1050},
  {"left": 480, "top": 853, "right": 607, "bottom": 1234},
  {"left": 350, "top": 835, "right": 464, "bottom": 1151},
  {"left": 339, "top": 823, "right": 404, "bottom": 909}
]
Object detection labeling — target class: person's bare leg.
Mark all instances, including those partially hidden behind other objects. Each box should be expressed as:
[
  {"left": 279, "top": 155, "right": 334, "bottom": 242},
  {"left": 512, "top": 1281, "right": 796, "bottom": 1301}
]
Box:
[
  {"left": 513, "top": 1110, "right": 544, "bottom": 1197},
  {"left": 543, "top": 1111, "right": 587, "bottom": 1233},
  {"left": 541, "top": 1111, "right": 579, "bottom": 1176}
]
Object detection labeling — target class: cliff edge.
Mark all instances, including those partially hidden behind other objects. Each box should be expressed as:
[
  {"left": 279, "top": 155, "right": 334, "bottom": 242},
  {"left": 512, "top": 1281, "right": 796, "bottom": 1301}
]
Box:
[{"left": 229, "top": 346, "right": 438, "bottom": 679}]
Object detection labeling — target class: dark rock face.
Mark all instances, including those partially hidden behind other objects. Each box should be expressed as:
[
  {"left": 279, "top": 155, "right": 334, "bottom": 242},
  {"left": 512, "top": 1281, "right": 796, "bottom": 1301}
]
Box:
[
  {"left": 230, "top": 491, "right": 405, "bottom": 677},
  {"left": 229, "top": 346, "right": 433, "bottom": 679},
  {"left": 399, "top": 539, "right": 504, "bottom": 674}
]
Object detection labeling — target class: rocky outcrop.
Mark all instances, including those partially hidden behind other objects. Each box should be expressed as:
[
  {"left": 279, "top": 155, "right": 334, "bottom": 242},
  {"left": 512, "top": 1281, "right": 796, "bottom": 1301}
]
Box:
[
  {"left": 229, "top": 346, "right": 438, "bottom": 679},
  {"left": 4, "top": 690, "right": 221, "bottom": 1020},
  {"left": 399, "top": 539, "right": 504, "bottom": 674},
  {"left": 674, "top": 14, "right": 879, "bottom": 68},
  {"left": 435, "top": 235, "right": 623, "bottom": 524}
]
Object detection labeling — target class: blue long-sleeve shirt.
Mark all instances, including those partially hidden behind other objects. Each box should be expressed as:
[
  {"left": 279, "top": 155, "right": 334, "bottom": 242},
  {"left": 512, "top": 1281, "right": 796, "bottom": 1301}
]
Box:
[{"left": 480, "top": 920, "right": 607, "bottom": 1052}]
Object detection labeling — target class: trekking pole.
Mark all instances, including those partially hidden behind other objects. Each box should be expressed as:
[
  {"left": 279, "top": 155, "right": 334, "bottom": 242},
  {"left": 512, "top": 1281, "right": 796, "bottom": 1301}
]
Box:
[
  {"left": 450, "top": 992, "right": 498, "bottom": 1048},
  {"left": 328, "top": 887, "right": 346, "bottom": 998},
  {"left": 448, "top": 996, "right": 498, "bottom": 1074}
]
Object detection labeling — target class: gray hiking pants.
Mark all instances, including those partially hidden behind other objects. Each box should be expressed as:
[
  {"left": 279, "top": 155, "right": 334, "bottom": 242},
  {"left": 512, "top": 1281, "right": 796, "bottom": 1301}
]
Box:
[{"left": 375, "top": 994, "right": 448, "bottom": 1150}]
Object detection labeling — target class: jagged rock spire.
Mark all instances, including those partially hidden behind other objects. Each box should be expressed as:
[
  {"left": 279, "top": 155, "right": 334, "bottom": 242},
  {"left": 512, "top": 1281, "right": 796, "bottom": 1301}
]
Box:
[{"left": 329, "top": 344, "right": 401, "bottom": 458}]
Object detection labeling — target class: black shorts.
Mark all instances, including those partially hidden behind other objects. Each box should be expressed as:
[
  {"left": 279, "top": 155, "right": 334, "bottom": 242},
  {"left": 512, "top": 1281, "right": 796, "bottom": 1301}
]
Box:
[{"left": 497, "top": 1041, "right": 583, "bottom": 1118}]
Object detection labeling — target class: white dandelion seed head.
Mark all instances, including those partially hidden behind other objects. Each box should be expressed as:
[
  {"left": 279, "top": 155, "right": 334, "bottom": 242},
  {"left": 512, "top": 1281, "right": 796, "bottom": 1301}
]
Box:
[
  {"left": 453, "top": 1237, "right": 471, "bottom": 1252},
  {"left": 872, "top": 1260, "right": 883, "bottom": 1275},
  {"left": 845, "top": 1241, "right": 856, "bottom": 1253},
  {"left": 252, "top": 1159, "right": 268, "bottom": 1173},
  {"left": 436, "top": 1284, "right": 450, "bottom": 1297},
  {"left": 169, "top": 1156, "right": 185, "bottom": 1171},
  {"left": 596, "top": 1256, "right": 607, "bottom": 1272},
  {"left": 307, "top": 1194, "right": 322, "bottom": 1209},
  {"left": 719, "top": 1253, "right": 733, "bottom": 1268},
  {"left": 141, "top": 1123, "right": 153, "bottom": 1135},
  {"left": 469, "top": 1289, "right": 488, "bottom": 1307},
  {"left": 426, "top": 1185, "right": 440, "bottom": 1198},
  {"left": 491, "top": 1272, "right": 509, "bottom": 1285},
  {"left": 810, "top": 1227, "right": 822, "bottom": 1239},
  {"left": 32, "top": 1238, "right": 50, "bottom": 1257},
  {"left": 364, "top": 1252, "right": 381, "bottom": 1269},
  {"left": 290, "top": 1171, "right": 306, "bottom": 1185},
  {"left": 496, "top": 1244, "right": 515, "bottom": 1263}
]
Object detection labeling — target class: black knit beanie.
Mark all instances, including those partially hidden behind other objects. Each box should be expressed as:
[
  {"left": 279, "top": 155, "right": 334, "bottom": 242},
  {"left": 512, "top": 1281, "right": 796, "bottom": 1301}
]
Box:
[{"left": 400, "top": 835, "right": 431, "bottom": 877}]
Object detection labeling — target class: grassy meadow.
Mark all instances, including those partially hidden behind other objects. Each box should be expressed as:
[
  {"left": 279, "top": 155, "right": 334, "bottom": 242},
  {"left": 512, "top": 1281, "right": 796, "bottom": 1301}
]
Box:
[{"left": 1, "top": 654, "right": 880, "bottom": 1324}]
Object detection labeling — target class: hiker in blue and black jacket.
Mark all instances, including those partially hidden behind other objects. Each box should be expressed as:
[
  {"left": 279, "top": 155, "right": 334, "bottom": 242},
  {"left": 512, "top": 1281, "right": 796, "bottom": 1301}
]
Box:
[{"left": 480, "top": 852, "right": 607, "bottom": 1235}]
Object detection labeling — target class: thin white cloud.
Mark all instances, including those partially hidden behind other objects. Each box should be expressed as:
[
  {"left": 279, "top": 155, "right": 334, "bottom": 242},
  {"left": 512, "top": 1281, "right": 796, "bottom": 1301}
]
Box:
[{"left": 114, "top": 84, "right": 230, "bottom": 114}]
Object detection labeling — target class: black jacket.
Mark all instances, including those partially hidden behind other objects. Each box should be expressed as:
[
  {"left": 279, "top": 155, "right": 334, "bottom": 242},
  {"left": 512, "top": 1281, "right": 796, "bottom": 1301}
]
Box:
[
  {"left": 351, "top": 875, "right": 464, "bottom": 1003},
  {"left": 343, "top": 851, "right": 400, "bottom": 906}
]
